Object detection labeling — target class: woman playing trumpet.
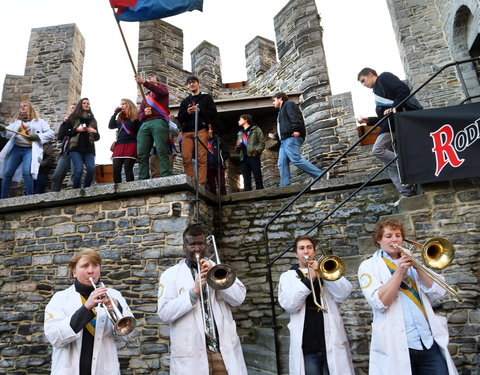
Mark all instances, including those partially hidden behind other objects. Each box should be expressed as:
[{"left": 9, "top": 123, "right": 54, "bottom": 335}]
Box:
[
  {"left": 44, "top": 249, "right": 135, "bottom": 375},
  {"left": 358, "top": 218, "right": 457, "bottom": 375}
]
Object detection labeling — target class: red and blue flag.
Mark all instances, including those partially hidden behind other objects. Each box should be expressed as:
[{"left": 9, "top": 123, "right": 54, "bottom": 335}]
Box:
[{"left": 110, "top": 0, "right": 203, "bottom": 22}]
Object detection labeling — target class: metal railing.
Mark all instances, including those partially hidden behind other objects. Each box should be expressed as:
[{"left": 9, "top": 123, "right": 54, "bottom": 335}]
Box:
[{"left": 263, "top": 57, "right": 480, "bottom": 374}]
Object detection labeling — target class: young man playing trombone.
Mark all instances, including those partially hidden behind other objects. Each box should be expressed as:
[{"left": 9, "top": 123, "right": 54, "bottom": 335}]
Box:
[
  {"left": 358, "top": 218, "right": 458, "bottom": 375},
  {"left": 44, "top": 249, "right": 135, "bottom": 375},
  {"left": 278, "top": 235, "right": 354, "bottom": 375},
  {"left": 157, "top": 224, "right": 247, "bottom": 374}
]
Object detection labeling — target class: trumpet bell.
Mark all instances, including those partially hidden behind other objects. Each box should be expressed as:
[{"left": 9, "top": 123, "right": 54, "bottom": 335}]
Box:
[
  {"left": 115, "top": 316, "right": 137, "bottom": 336},
  {"left": 422, "top": 237, "right": 455, "bottom": 270},
  {"left": 317, "top": 255, "right": 344, "bottom": 281},
  {"left": 206, "top": 264, "right": 236, "bottom": 290}
]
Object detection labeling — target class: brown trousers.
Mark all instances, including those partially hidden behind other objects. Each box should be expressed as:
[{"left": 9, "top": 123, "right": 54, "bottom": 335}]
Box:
[{"left": 181, "top": 129, "right": 208, "bottom": 186}]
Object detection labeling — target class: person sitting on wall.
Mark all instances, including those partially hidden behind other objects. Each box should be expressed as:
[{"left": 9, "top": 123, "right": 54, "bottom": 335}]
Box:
[
  {"left": 66, "top": 98, "right": 100, "bottom": 189},
  {"left": 51, "top": 104, "right": 75, "bottom": 192},
  {"left": 109, "top": 98, "right": 141, "bottom": 183},
  {"left": 0, "top": 101, "right": 54, "bottom": 198}
]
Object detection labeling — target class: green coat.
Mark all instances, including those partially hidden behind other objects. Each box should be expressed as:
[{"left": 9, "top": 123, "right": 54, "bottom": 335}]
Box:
[{"left": 236, "top": 125, "right": 265, "bottom": 161}]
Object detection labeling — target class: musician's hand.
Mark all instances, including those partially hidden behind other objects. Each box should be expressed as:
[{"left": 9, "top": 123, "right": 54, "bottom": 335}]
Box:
[
  {"left": 104, "top": 297, "right": 119, "bottom": 312},
  {"left": 135, "top": 74, "right": 145, "bottom": 84},
  {"left": 357, "top": 116, "right": 369, "bottom": 124},
  {"left": 27, "top": 134, "right": 40, "bottom": 142},
  {"left": 308, "top": 260, "right": 319, "bottom": 280},
  {"left": 84, "top": 287, "right": 108, "bottom": 310},
  {"left": 396, "top": 254, "right": 413, "bottom": 275},
  {"left": 192, "top": 273, "right": 207, "bottom": 296}
]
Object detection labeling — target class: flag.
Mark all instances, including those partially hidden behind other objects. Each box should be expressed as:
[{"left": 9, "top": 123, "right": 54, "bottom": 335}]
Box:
[{"left": 110, "top": 0, "right": 204, "bottom": 22}]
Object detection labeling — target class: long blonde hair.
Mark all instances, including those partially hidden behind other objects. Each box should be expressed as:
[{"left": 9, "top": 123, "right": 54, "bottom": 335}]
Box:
[
  {"left": 117, "top": 99, "right": 139, "bottom": 122},
  {"left": 14, "top": 102, "right": 39, "bottom": 122}
]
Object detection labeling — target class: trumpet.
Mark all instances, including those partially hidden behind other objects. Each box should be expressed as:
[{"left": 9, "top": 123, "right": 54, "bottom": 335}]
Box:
[
  {"left": 393, "top": 237, "right": 463, "bottom": 303},
  {"left": 88, "top": 277, "right": 137, "bottom": 336}
]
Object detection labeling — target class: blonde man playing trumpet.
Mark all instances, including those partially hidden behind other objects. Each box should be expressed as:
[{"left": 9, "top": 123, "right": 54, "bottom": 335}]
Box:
[
  {"left": 358, "top": 218, "right": 457, "bottom": 375},
  {"left": 44, "top": 249, "right": 134, "bottom": 375},
  {"left": 278, "top": 235, "right": 354, "bottom": 375}
]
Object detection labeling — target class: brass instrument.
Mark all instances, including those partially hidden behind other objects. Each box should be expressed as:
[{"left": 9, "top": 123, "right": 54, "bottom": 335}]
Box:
[
  {"left": 304, "top": 256, "right": 327, "bottom": 313},
  {"left": 88, "top": 277, "right": 137, "bottom": 336},
  {"left": 205, "top": 235, "right": 236, "bottom": 290},
  {"left": 195, "top": 253, "right": 217, "bottom": 342},
  {"left": 393, "top": 237, "right": 463, "bottom": 302}
]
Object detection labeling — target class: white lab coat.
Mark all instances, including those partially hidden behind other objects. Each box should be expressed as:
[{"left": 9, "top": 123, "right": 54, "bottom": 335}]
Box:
[
  {"left": 278, "top": 269, "right": 355, "bottom": 375},
  {"left": 358, "top": 250, "right": 458, "bottom": 375},
  {"left": 44, "top": 284, "right": 135, "bottom": 375},
  {"left": 157, "top": 259, "right": 248, "bottom": 375},
  {"left": 0, "top": 119, "right": 54, "bottom": 181}
]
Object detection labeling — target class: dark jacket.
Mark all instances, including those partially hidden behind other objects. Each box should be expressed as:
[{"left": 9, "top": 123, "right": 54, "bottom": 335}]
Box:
[
  {"left": 108, "top": 113, "right": 141, "bottom": 145},
  {"left": 138, "top": 81, "right": 170, "bottom": 123},
  {"left": 207, "top": 135, "right": 230, "bottom": 169},
  {"left": 368, "top": 72, "right": 421, "bottom": 134},
  {"left": 38, "top": 141, "right": 56, "bottom": 174},
  {"left": 57, "top": 121, "right": 73, "bottom": 155},
  {"left": 67, "top": 113, "right": 100, "bottom": 155},
  {"left": 277, "top": 100, "right": 306, "bottom": 140},
  {"left": 236, "top": 125, "right": 265, "bottom": 161},
  {"left": 178, "top": 92, "right": 217, "bottom": 133}
]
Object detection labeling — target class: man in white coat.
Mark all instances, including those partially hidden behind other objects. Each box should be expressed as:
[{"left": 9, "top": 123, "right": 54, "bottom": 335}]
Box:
[
  {"left": 358, "top": 218, "right": 458, "bottom": 375},
  {"left": 278, "top": 235, "right": 354, "bottom": 375},
  {"left": 157, "top": 224, "right": 247, "bottom": 375},
  {"left": 44, "top": 249, "right": 135, "bottom": 375}
]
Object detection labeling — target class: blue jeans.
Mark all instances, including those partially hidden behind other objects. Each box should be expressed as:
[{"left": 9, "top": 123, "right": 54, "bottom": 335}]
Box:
[
  {"left": 51, "top": 153, "right": 71, "bottom": 192},
  {"left": 409, "top": 342, "right": 449, "bottom": 375},
  {"left": 278, "top": 136, "right": 322, "bottom": 186},
  {"left": 304, "top": 351, "right": 330, "bottom": 375},
  {"left": 69, "top": 151, "right": 95, "bottom": 189},
  {"left": 1, "top": 145, "right": 33, "bottom": 198}
]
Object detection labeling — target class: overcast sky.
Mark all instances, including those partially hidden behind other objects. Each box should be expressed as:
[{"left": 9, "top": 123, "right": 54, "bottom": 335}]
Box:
[{"left": 0, "top": 0, "right": 404, "bottom": 164}]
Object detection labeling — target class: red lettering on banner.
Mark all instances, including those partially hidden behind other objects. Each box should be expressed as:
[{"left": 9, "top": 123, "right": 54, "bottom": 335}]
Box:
[{"left": 430, "top": 124, "right": 465, "bottom": 176}]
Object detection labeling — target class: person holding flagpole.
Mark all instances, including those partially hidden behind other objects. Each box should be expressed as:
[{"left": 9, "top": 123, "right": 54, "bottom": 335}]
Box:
[
  {"left": 358, "top": 218, "right": 457, "bottom": 375},
  {"left": 135, "top": 72, "right": 172, "bottom": 179}
]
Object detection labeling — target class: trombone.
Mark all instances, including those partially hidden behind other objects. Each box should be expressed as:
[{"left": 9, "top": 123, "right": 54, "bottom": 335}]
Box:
[
  {"left": 393, "top": 237, "right": 463, "bottom": 303},
  {"left": 304, "top": 253, "right": 345, "bottom": 313},
  {"left": 88, "top": 277, "right": 137, "bottom": 336},
  {"left": 205, "top": 235, "right": 236, "bottom": 290}
]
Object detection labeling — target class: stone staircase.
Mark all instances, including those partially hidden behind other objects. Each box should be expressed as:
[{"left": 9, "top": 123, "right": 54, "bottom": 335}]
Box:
[{"left": 242, "top": 314, "right": 290, "bottom": 375}]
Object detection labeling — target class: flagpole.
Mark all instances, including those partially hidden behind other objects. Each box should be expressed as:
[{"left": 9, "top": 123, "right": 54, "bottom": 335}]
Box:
[{"left": 111, "top": 6, "right": 148, "bottom": 104}]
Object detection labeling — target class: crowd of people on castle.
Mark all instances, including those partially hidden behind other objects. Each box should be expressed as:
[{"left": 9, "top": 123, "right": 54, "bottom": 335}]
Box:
[{"left": 0, "top": 66, "right": 421, "bottom": 199}]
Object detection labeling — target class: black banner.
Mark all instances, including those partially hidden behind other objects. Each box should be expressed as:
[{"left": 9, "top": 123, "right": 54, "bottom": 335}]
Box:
[{"left": 396, "top": 102, "right": 480, "bottom": 184}]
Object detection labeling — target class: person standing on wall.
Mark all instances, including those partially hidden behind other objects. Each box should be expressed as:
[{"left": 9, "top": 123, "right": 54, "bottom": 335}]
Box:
[
  {"left": 271, "top": 92, "right": 327, "bottom": 186},
  {"left": 0, "top": 101, "right": 54, "bottom": 198},
  {"left": 178, "top": 76, "right": 217, "bottom": 187},
  {"left": 157, "top": 224, "right": 247, "bottom": 374},
  {"left": 135, "top": 72, "right": 172, "bottom": 179},
  {"left": 357, "top": 67, "right": 421, "bottom": 197},
  {"left": 44, "top": 249, "right": 135, "bottom": 375},
  {"left": 66, "top": 98, "right": 100, "bottom": 189},
  {"left": 206, "top": 125, "right": 229, "bottom": 195},
  {"left": 109, "top": 98, "right": 141, "bottom": 183},
  {"left": 51, "top": 103, "right": 76, "bottom": 192},
  {"left": 278, "top": 235, "right": 355, "bottom": 375},
  {"left": 235, "top": 114, "right": 265, "bottom": 191},
  {"left": 358, "top": 218, "right": 458, "bottom": 375}
]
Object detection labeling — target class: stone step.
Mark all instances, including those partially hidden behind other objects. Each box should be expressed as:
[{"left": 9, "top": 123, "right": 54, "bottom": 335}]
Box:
[{"left": 243, "top": 344, "right": 277, "bottom": 373}]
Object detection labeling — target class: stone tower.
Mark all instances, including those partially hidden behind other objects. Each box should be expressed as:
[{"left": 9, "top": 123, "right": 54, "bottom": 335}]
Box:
[
  {"left": 0, "top": 24, "right": 85, "bottom": 129},
  {"left": 385, "top": 0, "right": 480, "bottom": 108}
]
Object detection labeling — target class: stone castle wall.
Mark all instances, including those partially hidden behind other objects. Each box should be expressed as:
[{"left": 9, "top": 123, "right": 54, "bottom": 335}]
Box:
[
  {"left": 0, "top": 177, "right": 478, "bottom": 374},
  {"left": 0, "top": 24, "right": 84, "bottom": 131}
]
